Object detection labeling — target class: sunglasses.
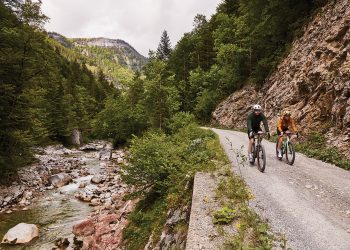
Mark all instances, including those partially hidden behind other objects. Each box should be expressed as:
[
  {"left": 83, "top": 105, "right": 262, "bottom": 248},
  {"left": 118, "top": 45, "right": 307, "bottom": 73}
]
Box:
[{"left": 254, "top": 109, "right": 261, "bottom": 112}]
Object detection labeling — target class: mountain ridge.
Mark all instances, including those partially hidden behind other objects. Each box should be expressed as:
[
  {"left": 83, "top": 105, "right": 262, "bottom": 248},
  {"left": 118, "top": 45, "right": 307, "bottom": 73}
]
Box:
[{"left": 48, "top": 32, "right": 148, "bottom": 73}]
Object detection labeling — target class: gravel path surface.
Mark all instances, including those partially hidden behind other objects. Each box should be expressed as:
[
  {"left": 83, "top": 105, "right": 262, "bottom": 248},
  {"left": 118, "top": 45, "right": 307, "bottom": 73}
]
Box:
[{"left": 212, "top": 128, "right": 350, "bottom": 250}]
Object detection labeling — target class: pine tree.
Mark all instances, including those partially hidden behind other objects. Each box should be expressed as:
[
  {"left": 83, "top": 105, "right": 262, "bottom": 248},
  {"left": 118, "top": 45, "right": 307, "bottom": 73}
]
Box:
[{"left": 156, "top": 30, "right": 172, "bottom": 61}]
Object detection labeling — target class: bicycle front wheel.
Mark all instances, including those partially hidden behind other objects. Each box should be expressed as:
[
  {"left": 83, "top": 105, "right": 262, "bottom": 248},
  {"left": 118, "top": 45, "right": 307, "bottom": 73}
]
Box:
[
  {"left": 257, "top": 145, "right": 266, "bottom": 172},
  {"left": 285, "top": 141, "right": 295, "bottom": 165}
]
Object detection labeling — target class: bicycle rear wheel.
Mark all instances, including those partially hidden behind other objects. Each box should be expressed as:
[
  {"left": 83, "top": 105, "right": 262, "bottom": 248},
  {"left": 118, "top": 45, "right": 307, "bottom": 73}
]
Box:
[
  {"left": 285, "top": 141, "right": 295, "bottom": 165},
  {"left": 257, "top": 145, "right": 266, "bottom": 172}
]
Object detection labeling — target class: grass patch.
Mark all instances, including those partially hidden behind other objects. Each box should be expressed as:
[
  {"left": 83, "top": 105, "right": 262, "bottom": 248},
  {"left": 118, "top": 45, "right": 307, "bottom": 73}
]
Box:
[
  {"left": 295, "top": 132, "right": 350, "bottom": 170},
  {"left": 213, "top": 143, "right": 274, "bottom": 249}
]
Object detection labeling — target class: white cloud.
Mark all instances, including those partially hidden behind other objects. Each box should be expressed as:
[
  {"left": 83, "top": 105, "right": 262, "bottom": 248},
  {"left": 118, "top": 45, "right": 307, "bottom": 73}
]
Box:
[{"left": 41, "top": 0, "right": 222, "bottom": 56}]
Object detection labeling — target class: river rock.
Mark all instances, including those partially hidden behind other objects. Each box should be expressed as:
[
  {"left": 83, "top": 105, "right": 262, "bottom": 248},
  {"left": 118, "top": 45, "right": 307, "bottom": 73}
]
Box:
[
  {"left": 55, "top": 237, "right": 70, "bottom": 248},
  {"left": 91, "top": 175, "right": 104, "bottom": 184},
  {"left": 73, "top": 219, "right": 94, "bottom": 237},
  {"left": 1, "top": 223, "right": 39, "bottom": 244},
  {"left": 50, "top": 173, "right": 72, "bottom": 188},
  {"left": 79, "top": 182, "right": 88, "bottom": 188},
  {"left": 99, "top": 149, "right": 112, "bottom": 160}
]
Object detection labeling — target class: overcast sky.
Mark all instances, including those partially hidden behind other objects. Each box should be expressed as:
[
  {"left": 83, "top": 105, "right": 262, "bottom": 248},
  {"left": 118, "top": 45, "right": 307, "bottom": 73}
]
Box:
[{"left": 41, "top": 0, "right": 222, "bottom": 56}]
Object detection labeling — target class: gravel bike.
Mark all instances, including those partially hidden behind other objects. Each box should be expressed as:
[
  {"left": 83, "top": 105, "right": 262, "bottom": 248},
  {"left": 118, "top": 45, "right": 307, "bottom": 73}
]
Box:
[
  {"left": 276, "top": 131, "right": 297, "bottom": 165},
  {"left": 250, "top": 131, "right": 266, "bottom": 172}
]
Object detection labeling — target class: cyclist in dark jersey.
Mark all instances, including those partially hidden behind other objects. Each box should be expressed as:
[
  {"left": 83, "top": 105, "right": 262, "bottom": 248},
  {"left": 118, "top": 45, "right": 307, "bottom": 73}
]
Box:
[{"left": 247, "top": 104, "right": 270, "bottom": 163}]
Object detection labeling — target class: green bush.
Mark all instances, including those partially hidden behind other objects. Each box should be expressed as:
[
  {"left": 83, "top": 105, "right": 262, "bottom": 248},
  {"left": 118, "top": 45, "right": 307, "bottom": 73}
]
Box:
[
  {"left": 213, "top": 206, "right": 238, "bottom": 224},
  {"left": 165, "top": 112, "right": 196, "bottom": 134},
  {"left": 295, "top": 132, "right": 350, "bottom": 170},
  {"left": 122, "top": 125, "right": 225, "bottom": 249},
  {"left": 93, "top": 96, "right": 148, "bottom": 146},
  {"left": 122, "top": 124, "right": 216, "bottom": 194}
]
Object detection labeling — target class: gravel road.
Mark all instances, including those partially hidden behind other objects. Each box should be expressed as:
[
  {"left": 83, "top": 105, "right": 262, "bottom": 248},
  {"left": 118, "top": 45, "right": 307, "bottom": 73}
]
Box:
[{"left": 212, "top": 128, "right": 350, "bottom": 250}]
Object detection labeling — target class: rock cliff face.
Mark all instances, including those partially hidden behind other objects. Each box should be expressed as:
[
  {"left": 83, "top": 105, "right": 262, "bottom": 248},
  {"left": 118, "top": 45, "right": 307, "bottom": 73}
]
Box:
[
  {"left": 213, "top": 0, "right": 350, "bottom": 156},
  {"left": 73, "top": 37, "right": 148, "bottom": 72}
]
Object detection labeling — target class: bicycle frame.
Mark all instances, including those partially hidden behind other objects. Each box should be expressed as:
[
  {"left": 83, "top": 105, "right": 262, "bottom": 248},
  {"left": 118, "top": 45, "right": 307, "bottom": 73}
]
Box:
[
  {"left": 278, "top": 131, "right": 297, "bottom": 165},
  {"left": 251, "top": 131, "right": 266, "bottom": 172}
]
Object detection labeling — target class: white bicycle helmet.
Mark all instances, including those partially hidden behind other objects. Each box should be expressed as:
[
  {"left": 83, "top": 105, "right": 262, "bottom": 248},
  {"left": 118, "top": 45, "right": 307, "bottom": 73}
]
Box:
[{"left": 253, "top": 104, "right": 262, "bottom": 111}]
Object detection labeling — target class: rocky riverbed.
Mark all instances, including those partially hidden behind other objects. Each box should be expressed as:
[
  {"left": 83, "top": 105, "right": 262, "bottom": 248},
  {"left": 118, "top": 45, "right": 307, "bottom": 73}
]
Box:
[{"left": 0, "top": 141, "right": 136, "bottom": 250}]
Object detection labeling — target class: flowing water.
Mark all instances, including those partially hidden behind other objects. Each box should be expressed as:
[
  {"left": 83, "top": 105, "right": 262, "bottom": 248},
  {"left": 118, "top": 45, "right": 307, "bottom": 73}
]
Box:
[{"left": 0, "top": 156, "right": 104, "bottom": 250}]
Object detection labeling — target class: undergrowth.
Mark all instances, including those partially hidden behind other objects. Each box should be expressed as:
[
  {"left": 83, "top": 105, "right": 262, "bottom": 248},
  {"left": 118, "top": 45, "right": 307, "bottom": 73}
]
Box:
[
  {"left": 214, "top": 164, "right": 274, "bottom": 249},
  {"left": 122, "top": 122, "right": 227, "bottom": 249},
  {"left": 295, "top": 132, "right": 350, "bottom": 170}
]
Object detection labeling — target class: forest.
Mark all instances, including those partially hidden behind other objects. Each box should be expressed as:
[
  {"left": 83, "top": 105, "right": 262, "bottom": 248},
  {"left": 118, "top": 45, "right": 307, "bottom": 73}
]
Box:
[{"left": 0, "top": 0, "right": 328, "bottom": 178}]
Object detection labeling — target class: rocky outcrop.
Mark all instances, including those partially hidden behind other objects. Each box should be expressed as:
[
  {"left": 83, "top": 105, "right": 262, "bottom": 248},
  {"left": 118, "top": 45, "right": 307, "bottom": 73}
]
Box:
[
  {"left": 1, "top": 223, "right": 39, "bottom": 244},
  {"left": 213, "top": 0, "right": 350, "bottom": 157},
  {"left": 70, "top": 129, "right": 83, "bottom": 146},
  {"left": 48, "top": 32, "right": 73, "bottom": 48},
  {"left": 73, "top": 37, "right": 148, "bottom": 72},
  {"left": 144, "top": 207, "right": 189, "bottom": 250}
]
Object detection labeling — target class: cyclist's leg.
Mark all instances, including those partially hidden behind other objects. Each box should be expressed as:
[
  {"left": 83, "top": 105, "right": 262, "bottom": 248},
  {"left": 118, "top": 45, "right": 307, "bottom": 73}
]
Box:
[
  {"left": 247, "top": 130, "right": 254, "bottom": 154},
  {"left": 277, "top": 129, "right": 283, "bottom": 150}
]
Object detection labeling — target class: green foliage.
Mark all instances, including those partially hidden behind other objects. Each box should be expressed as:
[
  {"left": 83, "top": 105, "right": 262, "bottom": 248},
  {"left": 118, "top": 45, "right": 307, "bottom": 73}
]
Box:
[
  {"left": 165, "top": 112, "right": 196, "bottom": 134},
  {"left": 123, "top": 125, "right": 228, "bottom": 248},
  {"left": 93, "top": 96, "right": 148, "bottom": 146},
  {"left": 166, "top": 0, "right": 326, "bottom": 122},
  {"left": 213, "top": 206, "right": 237, "bottom": 224},
  {"left": 73, "top": 44, "right": 135, "bottom": 86},
  {"left": 216, "top": 170, "right": 274, "bottom": 249},
  {"left": 156, "top": 30, "right": 172, "bottom": 60},
  {"left": 0, "top": 1, "right": 114, "bottom": 180},
  {"left": 295, "top": 132, "right": 350, "bottom": 170},
  {"left": 194, "top": 89, "right": 222, "bottom": 122},
  {"left": 122, "top": 125, "right": 216, "bottom": 194}
]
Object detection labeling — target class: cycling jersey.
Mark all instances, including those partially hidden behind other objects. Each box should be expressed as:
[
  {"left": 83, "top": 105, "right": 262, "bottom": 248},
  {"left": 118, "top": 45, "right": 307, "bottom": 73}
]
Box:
[
  {"left": 277, "top": 117, "right": 297, "bottom": 133},
  {"left": 247, "top": 112, "right": 269, "bottom": 138}
]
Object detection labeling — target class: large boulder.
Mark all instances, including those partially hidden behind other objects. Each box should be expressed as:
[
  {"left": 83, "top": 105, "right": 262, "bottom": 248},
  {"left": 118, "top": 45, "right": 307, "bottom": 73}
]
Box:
[
  {"left": 49, "top": 173, "right": 72, "bottom": 188},
  {"left": 70, "top": 129, "right": 83, "bottom": 146},
  {"left": 1, "top": 223, "right": 39, "bottom": 244}
]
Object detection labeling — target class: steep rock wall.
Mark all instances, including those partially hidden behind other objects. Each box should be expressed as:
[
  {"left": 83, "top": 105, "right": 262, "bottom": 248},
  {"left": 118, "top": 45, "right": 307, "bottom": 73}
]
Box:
[{"left": 213, "top": 0, "right": 350, "bottom": 156}]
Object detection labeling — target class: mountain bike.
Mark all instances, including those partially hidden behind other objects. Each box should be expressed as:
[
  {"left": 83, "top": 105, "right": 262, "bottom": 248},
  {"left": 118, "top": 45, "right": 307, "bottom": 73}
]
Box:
[
  {"left": 276, "top": 131, "right": 297, "bottom": 165},
  {"left": 250, "top": 131, "right": 266, "bottom": 172}
]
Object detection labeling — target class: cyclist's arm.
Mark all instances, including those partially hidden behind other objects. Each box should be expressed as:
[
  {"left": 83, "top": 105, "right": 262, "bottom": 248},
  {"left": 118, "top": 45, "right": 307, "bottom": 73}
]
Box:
[
  {"left": 262, "top": 114, "right": 269, "bottom": 133},
  {"left": 277, "top": 118, "right": 283, "bottom": 132},
  {"left": 247, "top": 114, "right": 253, "bottom": 132}
]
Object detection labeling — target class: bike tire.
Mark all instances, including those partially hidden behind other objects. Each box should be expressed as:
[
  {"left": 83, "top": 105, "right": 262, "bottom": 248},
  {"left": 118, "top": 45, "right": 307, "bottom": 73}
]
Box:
[
  {"left": 257, "top": 145, "right": 266, "bottom": 172},
  {"left": 285, "top": 141, "right": 295, "bottom": 165}
]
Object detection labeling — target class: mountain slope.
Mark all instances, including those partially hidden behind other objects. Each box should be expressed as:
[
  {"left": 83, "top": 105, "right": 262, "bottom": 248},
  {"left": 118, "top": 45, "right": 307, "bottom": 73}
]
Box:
[
  {"left": 48, "top": 33, "right": 148, "bottom": 86},
  {"left": 73, "top": 37, "right": 148, "bottom": 72},
  {"left": 212, "top": 0, "right": 350, "bottom": 157}
]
